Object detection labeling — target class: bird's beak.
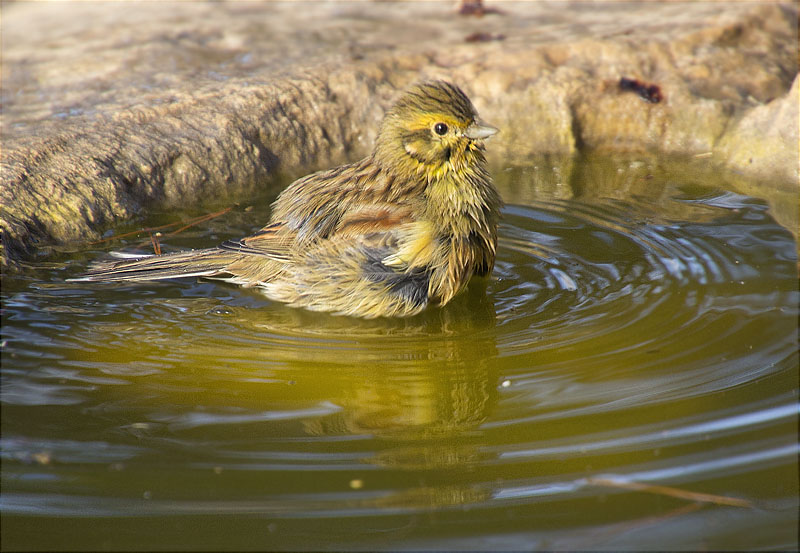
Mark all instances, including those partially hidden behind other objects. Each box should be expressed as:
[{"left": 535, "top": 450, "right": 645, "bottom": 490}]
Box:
[{"left": 464, "top": 119, "right": 499, "bottom": 140}]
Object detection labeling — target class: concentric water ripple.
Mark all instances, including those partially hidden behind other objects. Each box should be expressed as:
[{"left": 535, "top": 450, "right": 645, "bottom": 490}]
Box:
[{"left": 1, "top": 169, "right": 797, "bottom": 550}]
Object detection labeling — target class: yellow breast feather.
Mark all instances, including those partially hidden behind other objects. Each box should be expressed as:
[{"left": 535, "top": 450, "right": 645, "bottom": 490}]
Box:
[{"left": 381, "top": 221, "right": 438, "bottom": 270}]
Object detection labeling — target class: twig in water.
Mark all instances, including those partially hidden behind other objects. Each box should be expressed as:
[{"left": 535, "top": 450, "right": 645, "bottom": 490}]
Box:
[
  {"left": 164, "top": 207, "right": 232, "bottom": 237},
  {"left": 149, "top": 233, "right": 162, "bottom": 255},
  {"left": 587, "top": 477, "right": 754, "bottom": 508},
  {"left": 89, "top": 207, "right": 233, "bottom": 246}
]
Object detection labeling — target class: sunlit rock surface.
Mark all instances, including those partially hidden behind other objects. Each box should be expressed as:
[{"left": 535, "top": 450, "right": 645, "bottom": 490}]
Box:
[{"left": 1, "top": 1, "right": 797, "bottom": 266}]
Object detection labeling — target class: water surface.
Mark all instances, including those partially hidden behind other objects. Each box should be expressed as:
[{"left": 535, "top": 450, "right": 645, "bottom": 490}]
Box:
[{"left": 2, "top": 155, "right": 797, "bottom": 550}]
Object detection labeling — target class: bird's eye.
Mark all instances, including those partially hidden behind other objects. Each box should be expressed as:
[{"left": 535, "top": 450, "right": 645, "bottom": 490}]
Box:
[{"left": 434, "top": 122, "right": 448, "bottom": 136}]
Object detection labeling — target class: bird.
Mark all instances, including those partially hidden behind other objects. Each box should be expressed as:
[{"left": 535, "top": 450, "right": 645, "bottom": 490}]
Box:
[{"left": 74, "top": 81, "right": 502, "bottom": 318}]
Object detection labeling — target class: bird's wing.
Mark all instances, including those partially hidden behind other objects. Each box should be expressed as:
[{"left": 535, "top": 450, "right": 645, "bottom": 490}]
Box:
[
  {"left": 334, "top": 203, "right": 437, "bottom": 275},
  {"left": 269, "top": 158, "right": 395, "bottom": 241},
  {"left": 218, "top": 201, "right": 417, "bottom": 268},
  {"left": 334, "top": 204, "right": 415, "bottom": 238},
  {"left": 215, "top": 202, "right": 423, "bottom": 294}
]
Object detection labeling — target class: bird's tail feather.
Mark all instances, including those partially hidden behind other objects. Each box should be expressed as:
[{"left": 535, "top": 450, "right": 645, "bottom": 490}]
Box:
[{"left": 70, "top": 248, "right": 235, "bottom": 282}]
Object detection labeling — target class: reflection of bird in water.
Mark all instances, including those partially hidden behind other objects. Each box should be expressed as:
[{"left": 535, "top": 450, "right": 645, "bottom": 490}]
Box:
[
  {"left": 75, "top": 82, "right": 502, "bottom": 319},
  {"left": 293, "top": 291, "right": 500, "bottom": 515},
  {"left": 301, "top": 288, "right": 499, "bottom": 473}
]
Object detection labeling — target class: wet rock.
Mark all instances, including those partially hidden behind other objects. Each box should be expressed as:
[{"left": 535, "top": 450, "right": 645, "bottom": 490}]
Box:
[{"left": 1, "top": 2, "right": 797, "bottom": 267}]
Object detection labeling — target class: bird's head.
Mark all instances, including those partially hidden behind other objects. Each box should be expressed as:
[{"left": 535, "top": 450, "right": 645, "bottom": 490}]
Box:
[{"left": 374, "top": 81, "right": 497, "bottom": 181}]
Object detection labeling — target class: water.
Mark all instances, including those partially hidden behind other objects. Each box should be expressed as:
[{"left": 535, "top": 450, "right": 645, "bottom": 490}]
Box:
[{"left": 2, "top": 155, "right": 797, "bottom": 550}]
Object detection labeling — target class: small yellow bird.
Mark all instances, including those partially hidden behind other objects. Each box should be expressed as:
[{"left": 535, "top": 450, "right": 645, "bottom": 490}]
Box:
[{"left": 76, "top": 81, "right": 502, "bottom": 318}]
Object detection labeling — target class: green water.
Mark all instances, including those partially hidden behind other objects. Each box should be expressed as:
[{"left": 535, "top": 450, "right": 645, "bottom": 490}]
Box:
[{"left": 1, "top": 155, "right": 798, "bottom": 551}]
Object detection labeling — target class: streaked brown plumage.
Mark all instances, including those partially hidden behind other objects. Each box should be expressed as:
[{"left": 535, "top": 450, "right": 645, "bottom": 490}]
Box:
[{"left": 75, "top": 81, "right": 502, "bottom": 318}]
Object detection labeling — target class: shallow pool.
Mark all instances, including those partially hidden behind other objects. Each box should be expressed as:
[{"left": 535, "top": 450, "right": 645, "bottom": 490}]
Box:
[{"left": 2, "top": 155, "right": 797, "bottom": 550}]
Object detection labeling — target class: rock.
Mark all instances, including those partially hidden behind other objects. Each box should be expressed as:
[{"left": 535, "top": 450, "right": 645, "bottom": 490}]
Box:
[
  {"left": 1, "top": 2, "right": 797, "bottom": 267},
  {"left": 715, "top": 75, "right": 799, "bottom": 234},
  {"left": 718, "top": 74, "right": 799, "bottom": 182}
]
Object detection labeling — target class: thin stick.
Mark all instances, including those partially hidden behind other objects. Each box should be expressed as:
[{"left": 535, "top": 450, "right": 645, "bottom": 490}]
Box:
[
  {"left": 88, "top": 220, "right": 184, "bottom": 244},
  {"left": 89, "top": 207, "right": 233, "bottom": 245},
  {"left": 149, "top": 233, "right": 161, "bottom": 255},
  {"left": 587, "top": 477, "right": 754, "bottom": 508},
  {"left": 164, "top": 207, "right": 232, "bottom": 237}
]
